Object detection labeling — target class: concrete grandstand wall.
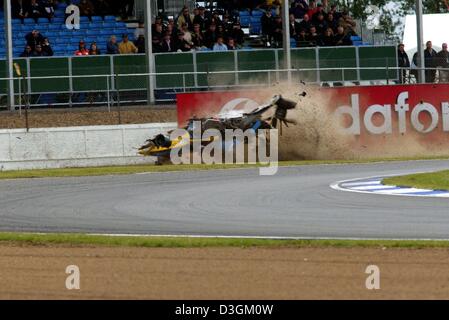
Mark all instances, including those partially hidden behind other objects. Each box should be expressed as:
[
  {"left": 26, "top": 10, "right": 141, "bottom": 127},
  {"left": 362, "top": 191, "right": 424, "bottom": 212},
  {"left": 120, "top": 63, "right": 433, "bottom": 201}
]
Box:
[{"left": 0, "top": 123, "right": 177, "bottom": 171}]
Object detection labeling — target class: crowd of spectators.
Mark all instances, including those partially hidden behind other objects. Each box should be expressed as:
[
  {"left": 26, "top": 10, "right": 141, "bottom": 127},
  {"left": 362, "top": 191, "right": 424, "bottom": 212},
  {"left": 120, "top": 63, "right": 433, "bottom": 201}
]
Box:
[
  {"left": 151, "top": 6, "right": 246, "bottom": 53},
  {"left": 11, "top": 0, "right": 135, "bottom": 22},
  {"left": 399, "top": 41, "right": 449, "bottom": 84},
  {"left": 20, "top": 29, "right": 54, "bottom": 56}
]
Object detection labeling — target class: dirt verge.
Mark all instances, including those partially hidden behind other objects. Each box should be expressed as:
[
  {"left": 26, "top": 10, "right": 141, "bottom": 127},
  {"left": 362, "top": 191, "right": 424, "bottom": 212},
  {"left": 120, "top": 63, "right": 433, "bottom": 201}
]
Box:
[{"left": 1, "top": 244, "right": 449, "bottom": 300}]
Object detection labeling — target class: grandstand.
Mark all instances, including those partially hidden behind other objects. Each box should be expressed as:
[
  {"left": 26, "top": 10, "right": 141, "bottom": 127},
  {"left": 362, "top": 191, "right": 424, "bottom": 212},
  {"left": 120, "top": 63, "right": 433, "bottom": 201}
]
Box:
[{"left": 0, "top": 1, "right": 136, "bottom": 57}]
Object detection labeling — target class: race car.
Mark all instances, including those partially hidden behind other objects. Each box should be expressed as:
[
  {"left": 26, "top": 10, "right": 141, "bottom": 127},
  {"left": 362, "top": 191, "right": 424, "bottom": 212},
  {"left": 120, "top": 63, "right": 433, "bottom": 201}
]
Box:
[{"left": 138, "top": 94, "right": 300, "bottom": 164}]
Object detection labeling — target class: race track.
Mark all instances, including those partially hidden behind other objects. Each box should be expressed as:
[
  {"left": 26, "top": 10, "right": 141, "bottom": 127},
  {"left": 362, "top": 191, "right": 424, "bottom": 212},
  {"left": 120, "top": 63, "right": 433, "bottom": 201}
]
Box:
[{"left": 0, "top": 160, "right": 449, "bottom": 240}]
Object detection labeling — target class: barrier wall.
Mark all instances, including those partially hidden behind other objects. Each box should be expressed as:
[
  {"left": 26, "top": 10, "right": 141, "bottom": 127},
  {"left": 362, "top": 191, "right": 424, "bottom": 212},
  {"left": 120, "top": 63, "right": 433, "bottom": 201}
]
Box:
[
  {"left": 0, "top": 46, "right": 398, "bottom": 96},
  {"left": 0, "top": 122, "right": 177, "bottom": 171}
]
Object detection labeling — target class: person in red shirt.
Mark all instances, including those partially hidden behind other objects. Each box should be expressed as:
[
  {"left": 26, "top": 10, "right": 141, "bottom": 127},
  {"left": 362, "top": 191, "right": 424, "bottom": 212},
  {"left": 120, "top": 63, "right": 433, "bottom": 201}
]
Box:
[
  {"left": 307, "top": 0, "right": 318, "bottom": 18},
  {"left": 75, "top": 40, "right": 89, "bottom": 56}
]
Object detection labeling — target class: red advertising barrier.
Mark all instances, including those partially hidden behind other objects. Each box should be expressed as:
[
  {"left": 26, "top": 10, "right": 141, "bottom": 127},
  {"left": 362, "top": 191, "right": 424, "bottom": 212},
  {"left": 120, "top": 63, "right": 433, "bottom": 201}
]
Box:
[{"left": 177, "top": 85, "right": 449, "bottom": 146}]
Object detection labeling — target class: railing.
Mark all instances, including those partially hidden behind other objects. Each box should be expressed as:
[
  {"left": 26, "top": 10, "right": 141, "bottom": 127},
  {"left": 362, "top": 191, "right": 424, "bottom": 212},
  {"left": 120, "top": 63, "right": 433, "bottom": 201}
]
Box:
[{"left": 2, "top": 66, "right": 446, "bottom": 109}]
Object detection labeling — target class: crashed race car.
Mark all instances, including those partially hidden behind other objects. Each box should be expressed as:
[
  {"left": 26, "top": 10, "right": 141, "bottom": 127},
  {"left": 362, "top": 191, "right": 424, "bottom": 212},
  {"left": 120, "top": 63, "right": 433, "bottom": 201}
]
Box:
[{"left": 138, "top": 95, "right": 300, "bottom": 164}]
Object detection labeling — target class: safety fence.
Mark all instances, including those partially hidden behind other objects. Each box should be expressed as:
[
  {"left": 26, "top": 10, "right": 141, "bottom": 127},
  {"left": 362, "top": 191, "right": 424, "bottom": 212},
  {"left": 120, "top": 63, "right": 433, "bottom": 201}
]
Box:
[{"left": 0, "top": 46, "right": 399, "bottom": 107}]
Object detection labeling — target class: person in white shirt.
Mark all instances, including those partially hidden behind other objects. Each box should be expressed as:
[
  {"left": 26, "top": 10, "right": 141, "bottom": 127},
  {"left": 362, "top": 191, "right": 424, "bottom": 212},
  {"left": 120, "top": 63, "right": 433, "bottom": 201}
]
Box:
[{"left": 213, "top": 36, "right": 228, "bottom": 51}]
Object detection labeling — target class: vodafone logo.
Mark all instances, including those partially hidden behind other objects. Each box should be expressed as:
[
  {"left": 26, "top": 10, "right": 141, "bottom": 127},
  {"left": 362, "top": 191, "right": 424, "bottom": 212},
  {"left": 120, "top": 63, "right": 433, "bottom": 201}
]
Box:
[{"left": 335, "top": 92, "right": 449, "bottom": 135}]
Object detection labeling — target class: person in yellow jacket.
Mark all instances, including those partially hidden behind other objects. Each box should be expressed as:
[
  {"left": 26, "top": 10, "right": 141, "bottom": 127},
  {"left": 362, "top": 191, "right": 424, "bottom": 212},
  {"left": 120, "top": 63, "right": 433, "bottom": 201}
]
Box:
[{"left": 118, "top": 34, "right": 138, "bottom": 54}]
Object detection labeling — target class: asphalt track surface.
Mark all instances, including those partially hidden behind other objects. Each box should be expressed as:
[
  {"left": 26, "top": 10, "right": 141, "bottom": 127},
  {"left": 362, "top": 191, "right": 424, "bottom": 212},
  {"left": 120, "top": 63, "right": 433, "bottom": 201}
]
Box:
[{"left": 0, "top": 160, "right": 448, "bottom": 240}]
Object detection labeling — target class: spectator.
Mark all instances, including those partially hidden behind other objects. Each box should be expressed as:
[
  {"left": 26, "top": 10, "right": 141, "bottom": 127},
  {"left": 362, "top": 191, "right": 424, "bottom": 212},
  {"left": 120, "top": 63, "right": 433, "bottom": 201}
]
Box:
[
  {"left": 79, "top": 0, "right": 95, "bottom": 22},
  {"left": 327, "top": 12, "right": 338, "bottom": 32},
  {"left": 320, "top": 28, "right": 335, "bottom": 47},
  {"left": 334, "top": 26, "right": 352, "bottom": 46},
  {"left": 204, "top": 24, "right": 218, "bottom": 49},
  {"left": 41, "top": 37, "right": 54, "bottom": 56},
  {"left": 226, "top": 37, "right": 237, "bottom": 50},
  {"left": 177, "top": 6, "right": 194, "bottom": 31},
  {"left": 180, "top": 23, "right": 194, "bottom": 47},
  {"left": 296, "top": 29, "right": 310, "bottom": 47},
  {"left": 397, "top": 43, "right": 410, "bottom": 83},
  {"left": 424, "top": 41, "right": 438, "bottom": 83},
  {"left": 106, "top": 35, "right": 119, "bottom": 54},
  {"left": 152, "top": 23, "right": 164, "bottom": 42},
  {"left": 213, "top": 36, "right": 228, "bottom": 51},
  {"left": 174, "top": 32, "right": 192, "bottom": 52},
  {"left": 289, "top": 14, "right": 300, "bottom": 39},
  {"left": 308, "top": 26, "right": 319, "bottom": 46},
  {"left": 230, "top": 22, "right": 245, "bottom": 48},
  {"left": 152, "top": 34, "right": 162, "bottom": 53},
  {"left": 261, "top": 10, "right": 274, "bottom": 39},
  {"left": 314, "top": 12, "right": 328, "bottom": 35},
  {"left": 20, "top": 45, "right": 33, "bottom": 57},
  {"left": 437, "top": 43, "right": 449, "bottom": 83},
  {"left": 299, "top": 14, "right": 312, "bottom": 32},
  {"left": 272, "top": 16, "right": 283, "bottom": 48},
  {"left": 25, "top": 30, "right": 45, "bottom": 50},
  {"left": 12, "top": 0, "right": 30, "bottom": 23},
  {"left": 119, "top": 0, "right": 135, "bottom": 20},
  {"left": 134, "top": 35, "right": 146, "bottom": 53},
  {"left": 118, "top": 34, "right": 138, "bottom": 54},
  {"left": 29, "top": 0, "right": 43, "bottom": 23},
  {"left": 94, "top": 0, "right": 111, "bottom": 19},
  {"left": 75, "top": 40, "right": 90, "bottom": 56},
  {"left": 89, "top": 42, "right": 101, "bottom": 55},
  {"left": 161, "top": 32, "right": 175, "bottom": 53},
  {"left": 41, "top": 0, "right": 57, "bottom": 21},
  {"left": 192, "top": 24, "right": 205, "bottom": 49},
  {"left": 307, "top": 0, "right": 318, "bottom": 18},
  {"left": 193, "top": 6, "right": 208, "bottom": 31},
  {"left": 291, "top": 0, "right": 308, "bottom": 20}
]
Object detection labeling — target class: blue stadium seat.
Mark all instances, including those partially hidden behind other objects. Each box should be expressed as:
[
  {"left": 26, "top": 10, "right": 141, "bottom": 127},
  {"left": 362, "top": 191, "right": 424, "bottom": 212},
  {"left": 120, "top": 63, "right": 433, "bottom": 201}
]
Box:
[
  {"left": 38, "top": 17, "right": 50, "bottom": 24},
  {"left": 251, "top": 10, "right": 264, "bottom": 17},
  {"left": 104, "top": 16, "right": 116, "bottom": 22},
  {"left": 92, "top": 16, "right": 103, "bottom": 22},
  {"left": 24, "top": 18, "right": 35, "bottom": 24},
  {"left": 239, "top": 16, "right": 251, "bottom": 27},
  {"left": 53, "top": 17, "right": 65, "bottom": 24},
  {"left": 350, "top": 35, "right": 362, "bottom": 42}
]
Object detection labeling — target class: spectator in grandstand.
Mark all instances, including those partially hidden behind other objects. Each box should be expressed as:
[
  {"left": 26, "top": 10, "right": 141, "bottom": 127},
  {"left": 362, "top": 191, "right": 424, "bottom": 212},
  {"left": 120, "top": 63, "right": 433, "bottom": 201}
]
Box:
[
  {"left": 152, "top": 34, "right": 162, "bottom": 53},
  {"left": 192, "top": 24, "right": 205, "bottom": 49},
  {"left": 118, "top": 34, "right": 138, "bottom": 54},
  {"left": 25, "top": 30, "right": 45, "bottom": 50},
  {"left": 213, "top": 36, "right": 228, "bottom": 51},
  {"left": 296, "top": 29, "right": 310, "bottom": 47},
  {"left": 307, "top": 26, "right": 319, "bottom": 46},
  {"left": 193, "top": 6, "right": 208, "bottom": 31},
  {"left": 437, "top": 43, "right": 449, "bottom": 83},
  {"left": 41, "top": 37, "right": 54, "bottom": 56},
  {"left": 20, "top": 45, "right": 33, "bottom": 57},
  {"left": 334, "top": 26, "right": 352, "bottom": 46},
  {"left": 326, "top": 12, "right": 338, "bottom": 32},
  {"left": 290, "top": 0, "right": 309, "bottom": 20},
  {"left": 106, "top": 35, "right": 119, "bottom": 54},
  {"left": 177, "top": 6, "right": 194, "bottom": 31},
  {"left": 134, "top": 35, "right": 146, "bottom": 54},
  {"left": 174, "top": 32, "right": 192, "bottom": 52},
  {"left": 319, "top": 28, "right": 335, "bottom": 46},
  {"left": 397, "top": 43, "right": 410, "bottom": 84},
  {"left": 180, "top": 23, "right": 194, "bottom": 47},
  {"left": 299, "top": 14, "right": 312, "bottom": 32},
  {"left": 94, "top": 0, "right": 112, "bottom": 19},
  {"left": 226, "top": 37, "right": 237, "bottom": 50},
  {"left": 261, "top": 10, "right": 274, "bottom": 39},
  {"left": 12, "top": 0, "right": 30, "bottom": 23},
  {"left": 307, "top": 0, "right": 319, "bottom": 18},
  {"left": 204, "top": 23, "right": 218, "bottom": 49},
  {"left": 75, "top": 40, "right": 90, "bottom": 56},
  {"left": 271, "top": 16, "right": 283, "bottom": 48},
  {"left": 424, "top": 41, "right": 438, "bottom": 83},
  {"left": 89, "top": 42, "right": 101, "bottom": 55},
  {"left": 314, "top": 12, "right": 328, "bottom": 35},
  {"left": 152, "top": 23, "right": 163, "bottom": 43},
  {"left": 79, "top": 0, "right": 95, "bottom": 22},
  {"left": 29, "top": 0, "right": 43, "bottom": 23},
  {"left": 289, "top": 14, "right": 300, "bottom": 40},
  {"left": 230, "top": 22, "right": 245, "bottom": 48},
  {"left": 119, "top": 0, "right": 135, "bottom": 20},
  {"left": 161, "top": 32, "right": 175, "bottom": 53},
  {"left": 40, "top": 0, "right": 57, "bottom": 21}
]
